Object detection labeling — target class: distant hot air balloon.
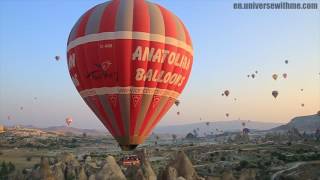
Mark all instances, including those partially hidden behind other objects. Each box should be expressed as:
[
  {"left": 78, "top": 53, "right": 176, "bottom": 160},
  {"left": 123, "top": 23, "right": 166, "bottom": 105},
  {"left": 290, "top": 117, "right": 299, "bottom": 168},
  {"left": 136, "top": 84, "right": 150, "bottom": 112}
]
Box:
[
  {"left": 55, "top": 56, "right": 60, "bottom": 61},
  {"left": 242, "top": 122, "right": 246, "bottom": 127},
  {"left": 300, "top": 89, "right": 304, "bottom": 92},
  {"left": 234, "top": 98, "right": 237, "bottom": 101},
  {"left": 272, "top": 90, "right": 278, "bottom": 98},
  {"left": 243, "top": 128, "right": 250, "bottom": 134},
  {"left": 177, "top": 111, "right": 180, "bottom": 115},
  {"left": 221, "top": 93, "right": 225, "bottom": 96},
  {"left": 272, "top": 74, "right": 278, "bottom": 80},
  {"left": 255, "top": 70, "right": 258, "bottom": 74},
  {"left": 225, "top": 113, "right": 229, "bottom": 117},
  {"left": 247, "top": 75, "right": 250, "bottom": 78},
  {"left": 65, "top": 117, "right": 73, "bottom": 126},
  {"left": 301, "top": 103, "right": 305, "bottom": 107},
  {"left": 67, "top": 0, "right": 193, "bottom": 151},
  {"left": 224, "top": 90, "right": 230, "bottom": 97},
  {"left": 174, "top": 100, "right": 180, "bottom": 107},
  {"left": 20, "top": 106, "right": 23, "bottom": 111},
  {"left": 285, "top": 60, "right": 288, "bottom": 64},
  {"left": 282, "top": 73, "right": 287, "bottom": 79},
  {"left": 251, "top": 74, "right": 255, "bottom": 79}
]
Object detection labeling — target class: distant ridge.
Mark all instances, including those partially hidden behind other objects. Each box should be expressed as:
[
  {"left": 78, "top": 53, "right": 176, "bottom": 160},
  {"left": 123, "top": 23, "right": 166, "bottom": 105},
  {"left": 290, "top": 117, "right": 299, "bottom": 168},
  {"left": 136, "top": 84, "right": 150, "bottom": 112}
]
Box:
[
  {"left": 42, "top": 126, "right": 108, "bottom": 136},
  {"left": 270, "top": 114, "right": 320, "bottom": 133},
  {"left": 154, "top": 120, "right": 282, "bottom": 135}
]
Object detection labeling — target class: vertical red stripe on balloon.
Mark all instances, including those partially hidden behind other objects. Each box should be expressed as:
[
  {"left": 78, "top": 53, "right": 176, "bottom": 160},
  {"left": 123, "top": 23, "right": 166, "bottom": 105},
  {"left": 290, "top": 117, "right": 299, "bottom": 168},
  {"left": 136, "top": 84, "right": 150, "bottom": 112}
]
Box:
[
  {"left": 90, "top": 96, "right": 119, "bottom": 136},
  {"left": 137, "top": 95, "right": 162, "bottom": 135},
  {"left": 86, "top": 97, "right": 116, "bottom": 136},
  {"left": 178, "top": 18, "right": 193, "bottom": 47},
  {"left": 106, "top": 94, "right": 125, "bottom": 136},
  {"left": 115, "top": 39, "right": 132, "bottom": 86},
  {"left": 130, "top": 0, "right": 150, "bottom": 136},
  {"left": 99, "top": 0, "right": 120, "bottom": 32},
  {"left": 73, "top": 45, "right": 91, "bottom": 91},
  {"left": 157, "top": 5, "right": 177, "bottom": 39},
  {"left": 143, "top": 98, "right": 175, "bottom": 137},
  {"left": 132, "top": 0, "right": 150, "bottom": 33},
  {"left": 75, "top": 8, "right": 95, "bottom": 39},
  {"left": 130, "top": 94, "right": 142, "bottom": 135}
]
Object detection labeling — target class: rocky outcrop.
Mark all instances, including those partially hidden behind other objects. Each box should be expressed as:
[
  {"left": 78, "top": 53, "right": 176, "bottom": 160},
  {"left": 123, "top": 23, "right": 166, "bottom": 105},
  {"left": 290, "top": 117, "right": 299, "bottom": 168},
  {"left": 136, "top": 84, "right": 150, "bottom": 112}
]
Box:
[
  {"left": 39, "top": 157, "right": 55, "bottom": 180},
  {"left": 161, "top": 151, "right": 203, "bottom": 180},
  {"left": 52, "top": 164, "right": 65, "bottom": 180},
  {"left": 96, "top": 156, "right": 126, "bottom": 180}
]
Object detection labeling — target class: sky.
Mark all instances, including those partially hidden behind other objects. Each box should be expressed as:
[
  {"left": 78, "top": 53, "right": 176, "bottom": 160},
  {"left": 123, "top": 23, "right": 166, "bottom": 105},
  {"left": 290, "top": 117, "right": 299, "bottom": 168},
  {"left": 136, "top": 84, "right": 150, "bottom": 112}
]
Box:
[{"left": 0, "top": 0, "right": 319, "bottom": 129}]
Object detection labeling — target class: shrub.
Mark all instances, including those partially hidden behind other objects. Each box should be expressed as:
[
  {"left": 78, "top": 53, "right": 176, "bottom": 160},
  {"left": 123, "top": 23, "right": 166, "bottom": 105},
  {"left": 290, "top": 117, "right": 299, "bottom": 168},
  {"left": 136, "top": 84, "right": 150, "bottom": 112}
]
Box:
[
  {"left": 239, "top": 160, "right": 249, "bottom": 169},
  {"left": 26, "top": 157, "right": 32, "bottom": 161}
]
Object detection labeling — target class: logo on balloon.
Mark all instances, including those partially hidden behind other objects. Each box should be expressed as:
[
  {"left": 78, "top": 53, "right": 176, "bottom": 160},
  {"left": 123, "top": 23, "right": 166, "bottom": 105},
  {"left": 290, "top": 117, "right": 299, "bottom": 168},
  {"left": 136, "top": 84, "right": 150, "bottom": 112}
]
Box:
[{"left": 86, "top": 61, "right": 117, "bottom": 81}]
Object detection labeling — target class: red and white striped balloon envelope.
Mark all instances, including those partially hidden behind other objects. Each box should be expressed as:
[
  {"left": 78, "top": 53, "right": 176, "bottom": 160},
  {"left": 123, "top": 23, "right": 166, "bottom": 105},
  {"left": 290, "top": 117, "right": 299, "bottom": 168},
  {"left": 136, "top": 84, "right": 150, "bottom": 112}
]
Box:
[{"left": 66, "top": 0, "right": 193, "bottom": 150}]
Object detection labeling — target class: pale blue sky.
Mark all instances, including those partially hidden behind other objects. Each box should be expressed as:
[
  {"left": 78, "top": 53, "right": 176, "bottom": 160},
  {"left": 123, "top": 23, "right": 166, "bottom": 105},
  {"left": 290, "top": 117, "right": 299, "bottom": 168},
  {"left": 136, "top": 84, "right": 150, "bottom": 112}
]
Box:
[{"left": 0, "top": 0, "right": 319, "bottom": 129}]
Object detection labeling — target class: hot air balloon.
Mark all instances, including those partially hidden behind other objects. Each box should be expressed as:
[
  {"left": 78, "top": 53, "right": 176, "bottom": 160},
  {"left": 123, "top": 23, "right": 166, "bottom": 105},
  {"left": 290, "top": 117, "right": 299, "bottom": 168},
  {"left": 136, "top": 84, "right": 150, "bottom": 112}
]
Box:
[
  {"left": 65, "top": 117, "right": 73, "bottom": 126},
  {"left": 67, "top": 0, "right": 193, "bottom": 151},
  {"left": 282, "top": 73, "right": 287, "bottom": 79},
  {"left": 242, "top": 122, "right": 246, "bottom": 127},
  {"left": 55, "top": 56, "right": 60, "bottom": 61},
  {"left": 225, "top": 113, "right": 229, "bottom": 117},
  {"left": 301, "top": 103, "right": 304, "bottom": 107},
  {"left": 20, "top": 106, "right": 23, "bottom": 111},
  {"left": 243, "top": 128, "right": 250, "bottom": 134},
  {"left": 251, "top": 74, "right": 255, "bottom": 79},
  {"left": 177, "top": 111, "right": 180, "bottom": 115},
  {"left": 221, "top": 93, "right": 225, "bottom": 96},
  {"left": 247, "top": 75, "right": 250, "bottom": 78},
  {"left": 234, "top": 98, "right": 237, "bottom": 101},
  {"left": 272, "top": 90, "right": 278, "bottom": 98},
  {"left": 255, "top": 70, "right": 258, "bottom": 74},
  {"left": 300, "top": 89, "right": 304, "bottom": 92},
  {"left": 285, "top": 60, "right": 288, "bottom": 64},
  {"left": 224, "top": 90, "right": 230, "bottom": 97},
  {"left": 272, "top": 74, "right": 278, "bottom": 80},
  {"left": 174, "top": 100, "right": 180, "bottom": 107}
]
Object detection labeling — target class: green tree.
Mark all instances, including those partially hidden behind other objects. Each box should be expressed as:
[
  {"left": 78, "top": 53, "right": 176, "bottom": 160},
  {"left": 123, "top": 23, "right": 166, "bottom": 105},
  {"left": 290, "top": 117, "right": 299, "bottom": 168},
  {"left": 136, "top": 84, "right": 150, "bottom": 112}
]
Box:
[
  {"left": 7, "top": 162, "right": 15, "bottom": 173},
  {"left": 0, "top": 161, "right": 9, "bottom": 177}
]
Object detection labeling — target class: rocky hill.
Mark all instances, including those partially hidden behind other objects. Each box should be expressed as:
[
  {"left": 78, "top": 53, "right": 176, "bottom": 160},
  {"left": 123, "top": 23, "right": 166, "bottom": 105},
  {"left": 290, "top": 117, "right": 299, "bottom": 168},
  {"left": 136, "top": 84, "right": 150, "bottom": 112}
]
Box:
[
  {"left": 154, "top": 120, "right": 282, "bottom": 135},
  {"left": 270, "top": 114, "right": 320, "bottom": 133},
  {"left": 42, "top": 126, "right": 107, "bottom": 137}
]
